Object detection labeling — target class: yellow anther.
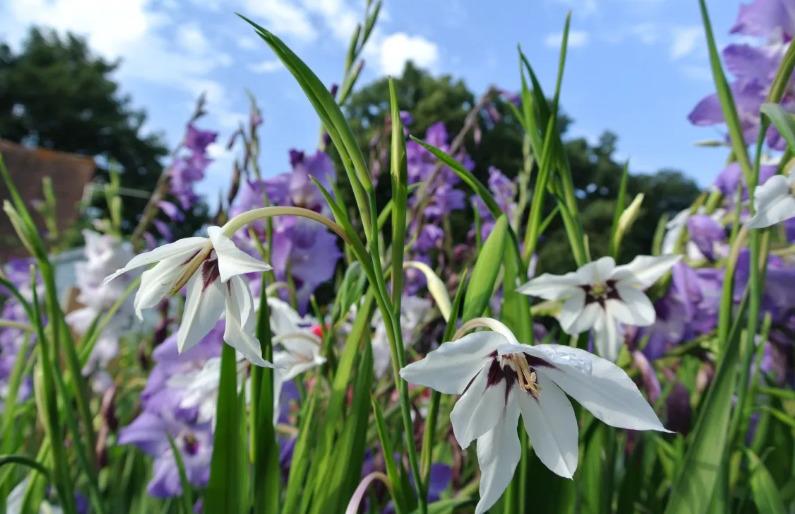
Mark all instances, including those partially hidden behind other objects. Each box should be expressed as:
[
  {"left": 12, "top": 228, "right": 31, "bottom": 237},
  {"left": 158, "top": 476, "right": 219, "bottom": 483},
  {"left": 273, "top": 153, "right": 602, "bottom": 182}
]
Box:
[
  {"left": 169, "top": 243, "right": 213, "bottom": 295},
  {"left": 508, "top": 354, "right": 541, "bottom": 398}
]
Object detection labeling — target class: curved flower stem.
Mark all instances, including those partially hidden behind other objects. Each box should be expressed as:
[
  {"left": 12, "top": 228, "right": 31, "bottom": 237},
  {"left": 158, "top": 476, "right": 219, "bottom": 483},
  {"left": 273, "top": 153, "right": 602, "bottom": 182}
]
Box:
[
  {"left": 220, "top": 206, "right": 350, "bottom": 244},
  {"left": 0, "top": 319, "right": 33, "bottom": 332},
  {"left": 344, "top": 472, "right": 391, "bottom": 514},
  {"left": 453, "top": 317, "right": 521, "bottom": 345}
]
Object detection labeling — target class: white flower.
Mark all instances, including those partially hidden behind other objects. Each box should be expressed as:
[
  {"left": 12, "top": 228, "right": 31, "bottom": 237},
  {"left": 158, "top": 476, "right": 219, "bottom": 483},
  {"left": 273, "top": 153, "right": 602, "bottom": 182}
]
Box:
[
  {"left": 269, "top": 297, "right": 326, "bottom": 381},
  {"left": 747, "top": 173, "right": 795, "bottom": 229},
  {"left": 399, "top": 320, "right": 667, "bottom": 514},
  {"left": 104, "top": 226, "right": 272, "bottom": 366},
  {"left": 372, "top": 295, "right": 432, "bottom": 377},
  {"left": 518, "top": 255, "right": 679, "bottom": 361}
]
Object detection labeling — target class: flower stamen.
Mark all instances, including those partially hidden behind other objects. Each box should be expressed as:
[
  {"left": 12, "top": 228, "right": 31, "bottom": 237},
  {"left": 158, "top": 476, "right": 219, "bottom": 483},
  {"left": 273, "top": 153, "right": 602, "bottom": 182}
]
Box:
[
  {"left": 507, "top": 354, "right": 540, "bottom": 398},
  {"left": 169, "top": 243, "right": 213, "bottom": 295}
]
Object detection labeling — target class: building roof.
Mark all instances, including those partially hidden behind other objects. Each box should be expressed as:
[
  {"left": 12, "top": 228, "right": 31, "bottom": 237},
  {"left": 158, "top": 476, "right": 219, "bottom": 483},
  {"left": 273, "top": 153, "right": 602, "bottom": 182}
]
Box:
[{"left": 0, "top": 139, "right": 95, "bottom": 261}]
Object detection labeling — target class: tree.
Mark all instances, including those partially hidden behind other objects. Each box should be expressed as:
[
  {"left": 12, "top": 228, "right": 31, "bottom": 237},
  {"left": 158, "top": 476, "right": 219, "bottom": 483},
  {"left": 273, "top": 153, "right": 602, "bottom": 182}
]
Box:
[
  {"left": 0, "top": 28, "right": 169, "bottom": 232},
  {"left": 345, "top": 63, "right": 701, "bottom": 272}
]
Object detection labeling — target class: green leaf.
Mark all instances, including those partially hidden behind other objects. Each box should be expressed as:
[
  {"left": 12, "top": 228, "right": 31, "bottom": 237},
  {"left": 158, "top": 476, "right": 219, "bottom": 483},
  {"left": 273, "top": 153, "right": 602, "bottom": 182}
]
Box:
[
  {"left": 663, "top": 295, "right": 749, "bottom": 514},
  {"left": 373, "top": 399, "right": 408, "bottom": 514},
  {"left": 389, "top": 78, "right": 408, "bottom": 311},
  {"left": 251, "top": 284, "right": 280, "bottom": 514},
  {"left": 239, "top": 15, "right": 375, "bottom": 239},
  {"left": 761, "top": 103, "right": 795, "bottom": 152},
  {"left": 205, "top": 345, "right": 246, "bottom": 514},
  {"left": 463, "top": 216, "right": 508, "bottom": 320},
  {"left": 746, "top": 450, "right": 786, "bottom": 514}
]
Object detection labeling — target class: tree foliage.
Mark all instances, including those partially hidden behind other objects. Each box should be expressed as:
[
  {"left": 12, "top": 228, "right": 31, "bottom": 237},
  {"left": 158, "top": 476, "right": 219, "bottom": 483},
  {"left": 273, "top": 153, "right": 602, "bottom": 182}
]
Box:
[
  {"left": 0, "top": 28, "right": 169, "bottom": 232},
  {"left": 346, "top": 62, "right": 701, "bottom": 273}
]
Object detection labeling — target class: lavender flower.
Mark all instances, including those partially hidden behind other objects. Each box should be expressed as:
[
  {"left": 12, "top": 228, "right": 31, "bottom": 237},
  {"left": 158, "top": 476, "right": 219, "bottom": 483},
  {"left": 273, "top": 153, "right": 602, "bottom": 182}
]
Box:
[
  {"left": 119, "top": 327, "right": 222, "bottom": 497},
  {"left": 689, "top": 0, "right": 795, "bottom": 149},
  {"left": 231, "top": 149, "right": 341, "bottom": 313}
]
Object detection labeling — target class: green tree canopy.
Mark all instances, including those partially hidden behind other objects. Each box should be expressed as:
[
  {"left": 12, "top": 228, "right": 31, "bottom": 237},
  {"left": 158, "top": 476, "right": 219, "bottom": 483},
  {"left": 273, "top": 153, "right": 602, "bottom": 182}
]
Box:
[
  {"left": 0, "top": 28, "right": 169, "bottom": 232},
  {"left": 345, "top": 62, "right": 701, "bottom": 272}
]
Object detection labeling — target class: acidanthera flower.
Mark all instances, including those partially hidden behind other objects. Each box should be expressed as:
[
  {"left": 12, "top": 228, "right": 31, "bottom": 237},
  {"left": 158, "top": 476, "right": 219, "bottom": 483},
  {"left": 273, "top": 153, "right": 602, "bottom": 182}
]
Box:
[
  {"left": 104, "top": 226, "right": 272, "bottom": 366},
  {"left": 747, "top": 173, "right": 795, "bottom": 229},
  {"left": 399, "top": 318, "right": 667, "bottom": 514},
  {"left": 269, "top": 297, "right": 327, "bottom": 381},
  {"left": 518, "top": 255, "right": 680, "bottom": 361}
]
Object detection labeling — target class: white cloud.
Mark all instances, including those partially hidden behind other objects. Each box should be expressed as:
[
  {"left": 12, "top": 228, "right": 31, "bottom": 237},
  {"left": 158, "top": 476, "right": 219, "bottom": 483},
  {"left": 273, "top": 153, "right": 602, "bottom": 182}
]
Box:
[
  {"left": 1, "top": 0, "right": 157, "bottom": 56},
  {"left": 371, "top": 32, "right": 439, "bottom": 75},
  {"left": 241, "top": 0, "right": 318, "bottom": 42},
  {"left": 629, "top": 23, "right": 661, "bottom": 45},
  {"left": 248, "top": 59, "right": 283, "bottom": 74},
  {"left": 176, "top": 23, "right": 210, "bottom": 55},
  {"left": 670, "top": 26, "right": 702, "bottom": 60},
  {"left": 544, "top": 30, "right": 589, "bottom": 49}
]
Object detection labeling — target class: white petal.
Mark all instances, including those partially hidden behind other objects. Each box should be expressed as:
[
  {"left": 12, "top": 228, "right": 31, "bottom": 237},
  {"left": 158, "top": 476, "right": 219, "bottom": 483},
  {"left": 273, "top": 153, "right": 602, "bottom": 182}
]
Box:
[
  {"left": 516, "top": 375, "right": 578, "bottom": 478},
  {"left": 268, "top": 297, "right": 310, "bottom": 335},
  {"left": 474, "top": 393, "right": 521, "bottom": 514},
  {"left": 748, "top": 194, "right": 795, "bottom": 229},
  {"left": 132, "top": 257, "right": 183, "bottom": 319},
  {"left": 527, "top": 344, "right": 667, "bottom": 431},
  {"left": 558, "top": 292, "right": 601, "bottom": 334},
  {"left": 576, "top": 256, "right": 616, "bottom": 284},
  {"left": 593, "top": 312, "right": 621, "bottom": 361},
  {"left": 104, "top": 237, "right": 206, "bottom": 283},
  {"left": 399, "top": 332, "right": 508, "bottom": 395},
  {"left": 517, "top": 272, "right": 581, "bottom": 300},
  {"left": 610, "top": 286, "right": 655, "bottom": 326},
  {"left": 754, "top": 174, "right": 790, "bottom": 208},
  {"left": 450, "top": 366, "right": 508, "bottom": 449},
  {"left": 177, "top": 275, "right": 225, "bottom": 352},
  {"left": 223, "top": 276, "right": 272, "bottom": 367},
  {"left": 208, "top": 226, "right": 271, "bottom": 282},
  {"left": 612, "top": 254, "right": 680, "bottom": 290}
]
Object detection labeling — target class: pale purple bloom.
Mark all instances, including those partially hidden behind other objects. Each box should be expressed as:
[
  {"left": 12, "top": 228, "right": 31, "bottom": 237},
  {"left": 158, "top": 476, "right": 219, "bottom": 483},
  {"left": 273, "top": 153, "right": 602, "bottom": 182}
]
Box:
[
  {"left": 270, "top": 217, "right": 342, "bottom": 313},
  {"left": 687, "top": 215, "right": 726, "bottom": 260},
  {"left": 119, "top": 406, "right": 213, "bottom": 497},
  {"left": 731, "top": 0, "right": 795, "bottom": 41},
  {"left": 714, "top": 162, "right": 777, "bottom": 200},
  {"left": 230, "top": 150, "right": 341, "bottom": 313},
  {"left": 689, "top": 0, "right": 795, "bottom": 149},
  {"left": 641, "top": 263, "right": 722, "bottom": 360}
]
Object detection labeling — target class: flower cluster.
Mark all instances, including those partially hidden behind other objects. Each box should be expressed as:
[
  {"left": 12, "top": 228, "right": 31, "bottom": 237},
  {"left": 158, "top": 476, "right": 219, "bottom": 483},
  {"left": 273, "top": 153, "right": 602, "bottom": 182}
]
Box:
[
  {"left": 231, "top": 150, "right": 342, "bottom": 313},
  {"left": 689, "top": 0, "right": 795, "bottom": 149}
]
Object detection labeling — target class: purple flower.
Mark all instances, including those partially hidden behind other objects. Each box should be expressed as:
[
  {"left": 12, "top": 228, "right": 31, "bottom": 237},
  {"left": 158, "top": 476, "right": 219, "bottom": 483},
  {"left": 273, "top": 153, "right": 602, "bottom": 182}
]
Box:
[
  {"left": 689, "top": 1, "right": 795, "bottom": 149},
  {"left": 270, "top": 217, "right": 342, "bottom": 313},
  {"left": 714, "top": 162, "right": 777, "bottom": 200},
  {"left": 119, "top": 408, "right": 213, "bottom": 497},
  {"left": 230, "top": 149, "right": 341, "bottom": 313},
  {"left": 164, "top": 121, "right": 218, "bottom": 222},
  {"left": 731, "top": 0, "right": 795, "bottom": 41},
  {"left": 687, "top": 214, "right": 726, "bottom": 260},
  {"left": 641, "top": 263, "right": 722, "bottom": 359}
]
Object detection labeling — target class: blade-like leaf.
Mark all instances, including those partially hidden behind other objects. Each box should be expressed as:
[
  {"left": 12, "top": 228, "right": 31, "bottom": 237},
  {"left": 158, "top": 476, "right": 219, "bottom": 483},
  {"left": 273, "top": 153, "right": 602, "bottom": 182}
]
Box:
[
  {"left": 761, "top": 103, "right": 795, "bottom": 152},
  {"left": 463, "top": 216, "right": 507, "bottom": 320},
  {"left": 746, "top": 450, "right": 786, "bottom": 514},
  {"left": 663, "top": 295, "right": 749, "bottom": 514},
  {"left": 205, "top": 345, "right": 246, "bottom": 514}
]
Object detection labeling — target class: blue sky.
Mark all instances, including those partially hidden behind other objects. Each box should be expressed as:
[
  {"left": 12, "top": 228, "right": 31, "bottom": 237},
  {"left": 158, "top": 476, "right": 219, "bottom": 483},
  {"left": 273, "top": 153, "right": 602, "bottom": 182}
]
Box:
[{"left": 1, "top": 0, "right": 744, "bottom": 197}]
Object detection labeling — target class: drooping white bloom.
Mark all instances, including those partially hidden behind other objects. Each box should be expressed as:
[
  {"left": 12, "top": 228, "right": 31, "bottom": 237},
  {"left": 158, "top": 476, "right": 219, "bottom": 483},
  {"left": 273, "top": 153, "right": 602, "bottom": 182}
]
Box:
[
  {"left": 372, "top": 295, "right": 432, "bottom": 377},
  {"left": 66, "top": 230, "right": 135, "bottom": 386},
  {"left": 747, "top": 173, "right": 795, "bottom": 229},
  {"left": 269, "top": 297, "right": 326, "bottom": 381},
  {"left": 400, "top": 320, "right": 667, "bottom": 514},
  {"left": 518, "top": 255, "right": 679, "bottom": 361},
  {"left": 104, "top": 226, "right": 272, "bottom": 366}
]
